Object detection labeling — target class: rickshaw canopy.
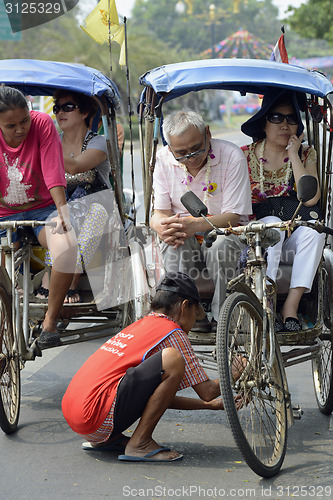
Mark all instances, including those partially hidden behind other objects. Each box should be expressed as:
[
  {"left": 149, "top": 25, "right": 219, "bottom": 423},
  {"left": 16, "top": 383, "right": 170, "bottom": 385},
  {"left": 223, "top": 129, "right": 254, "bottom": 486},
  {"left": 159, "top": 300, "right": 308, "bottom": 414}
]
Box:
[
  {"left": 0, "top": 59, "right": 121, "bottom": 110},
  {"left": 140, "top": 58, "right": 333, "bottom": 102}
]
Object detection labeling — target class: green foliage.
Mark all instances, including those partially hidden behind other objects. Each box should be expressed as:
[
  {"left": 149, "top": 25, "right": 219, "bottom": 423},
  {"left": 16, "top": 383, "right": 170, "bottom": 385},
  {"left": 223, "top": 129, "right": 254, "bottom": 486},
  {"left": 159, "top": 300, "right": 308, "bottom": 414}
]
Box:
[
  {"left": 283, "top": 31, "right": 332, "bottom": 59},
  {"left": 287, "top": 0, "right": 333, "bottom": 46},
  {"left": 130, "top": 0, "right": 283, "bottom": 54}
]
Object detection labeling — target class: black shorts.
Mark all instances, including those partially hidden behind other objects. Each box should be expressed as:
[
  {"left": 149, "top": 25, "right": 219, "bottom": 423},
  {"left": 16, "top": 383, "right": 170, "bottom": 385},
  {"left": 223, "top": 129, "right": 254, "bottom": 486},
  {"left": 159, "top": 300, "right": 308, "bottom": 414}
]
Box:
[{"left": 111, "top": 351, "right": 163, "bottom": 435}]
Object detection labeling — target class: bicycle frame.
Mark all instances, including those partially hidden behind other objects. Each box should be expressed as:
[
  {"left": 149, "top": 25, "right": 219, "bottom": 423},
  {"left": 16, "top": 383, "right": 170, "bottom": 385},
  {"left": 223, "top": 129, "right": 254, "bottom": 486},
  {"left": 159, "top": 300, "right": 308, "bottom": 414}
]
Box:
[
  {"left": 0, "top": 221, "right": 48, "bottom": 361},
  {"left": 227, "top": 226, "right": 277, "bottom": 376}
]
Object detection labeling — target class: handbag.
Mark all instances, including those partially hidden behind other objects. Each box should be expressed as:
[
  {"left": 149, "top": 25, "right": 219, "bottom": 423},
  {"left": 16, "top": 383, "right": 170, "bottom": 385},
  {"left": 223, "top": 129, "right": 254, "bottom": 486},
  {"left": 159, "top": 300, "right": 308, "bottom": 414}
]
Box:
[
  {"left": 253, "top": 168, "right": 324, "bottom": 222},
  {"left": 66, "top": 169, "right": 96, "bottom": 187},
  {"left": 253, "top": 196, "right": 323, "bottom": 221}
]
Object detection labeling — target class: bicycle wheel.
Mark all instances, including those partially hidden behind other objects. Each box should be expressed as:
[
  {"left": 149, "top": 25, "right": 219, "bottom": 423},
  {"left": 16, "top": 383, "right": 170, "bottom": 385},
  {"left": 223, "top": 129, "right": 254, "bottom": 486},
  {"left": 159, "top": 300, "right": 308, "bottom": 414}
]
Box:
[
  {"left": 217, "top": 292, "right": 287, "bottom": 478},
  {"left": 0, "top": 283, "right": 21, "bottom": 434},
  {"left": 312, "top": 269, "right": 333, "bottom": 414}
]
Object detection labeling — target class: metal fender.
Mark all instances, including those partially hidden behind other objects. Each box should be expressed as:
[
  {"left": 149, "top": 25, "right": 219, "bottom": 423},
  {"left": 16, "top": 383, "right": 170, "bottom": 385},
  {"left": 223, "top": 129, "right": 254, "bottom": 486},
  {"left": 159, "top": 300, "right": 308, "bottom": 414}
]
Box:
[
  {"left": 324, "top": 248, "right": 333, "bottom": 289},
  {"left": 128, "top": 240, "right": 150, "bottom": 319}
]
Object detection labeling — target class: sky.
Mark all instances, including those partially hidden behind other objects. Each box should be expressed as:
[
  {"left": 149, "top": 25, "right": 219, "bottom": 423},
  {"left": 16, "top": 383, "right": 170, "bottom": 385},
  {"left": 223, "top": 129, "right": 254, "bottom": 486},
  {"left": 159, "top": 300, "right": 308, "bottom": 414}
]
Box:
[{"left": 115, "top": 0, "right": 306, "bottom": 18}]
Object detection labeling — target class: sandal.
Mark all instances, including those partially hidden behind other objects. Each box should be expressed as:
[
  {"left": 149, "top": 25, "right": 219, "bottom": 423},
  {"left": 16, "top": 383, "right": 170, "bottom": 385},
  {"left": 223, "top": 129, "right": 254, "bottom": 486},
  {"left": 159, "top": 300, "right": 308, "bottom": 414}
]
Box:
[
  {"left": 65, "top": 289, "right": 82, "bottom": 304},
  {"left": 275, "top": 314, "right": 284, "bottom": 333},
  {"left": 283, "top": 317, "right": 302, "bottom": 332},
  {"left": 35, "top": 286, "right": 49, "bottom": 301}
]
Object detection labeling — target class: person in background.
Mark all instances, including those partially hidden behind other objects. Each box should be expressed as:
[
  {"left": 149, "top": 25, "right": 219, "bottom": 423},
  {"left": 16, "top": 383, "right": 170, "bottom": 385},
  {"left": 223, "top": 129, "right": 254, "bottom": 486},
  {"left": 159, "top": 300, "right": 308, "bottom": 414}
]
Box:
[
  {"left": 36, "top": 90, "right": 111, "bottom": 304},
  {"left": 150, "top": 110, "right": 252, "bottom": 333},
  {"left": 241, "top": 90, "right": 325, "bottom": 332},
  {"left": 62, "top": 272, "right": 245, "bottom": 463},
  {"left": 0, "top": 85, "right": 77, "bottom": 348}
]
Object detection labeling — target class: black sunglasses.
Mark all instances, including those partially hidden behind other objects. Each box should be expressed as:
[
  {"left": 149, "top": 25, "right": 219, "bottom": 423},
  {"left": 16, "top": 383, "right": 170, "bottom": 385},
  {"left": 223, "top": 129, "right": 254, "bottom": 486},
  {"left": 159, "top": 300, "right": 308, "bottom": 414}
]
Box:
[
  {"left": 53, "top": 102, "right": 79, "bottom": 114},
  {"left": 266, "top": 112, "right": 299, "bottom": 125}
]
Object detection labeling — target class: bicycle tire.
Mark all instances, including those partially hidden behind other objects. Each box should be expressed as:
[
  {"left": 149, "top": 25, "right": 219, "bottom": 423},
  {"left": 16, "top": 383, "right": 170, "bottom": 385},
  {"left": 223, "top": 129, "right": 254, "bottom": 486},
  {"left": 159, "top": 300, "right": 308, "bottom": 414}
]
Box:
[
  {"left": 217, "top": 292, "right": 287, "bottom": 478},
  {"left": 312, "top": 270, "right": 333, "bottom": 414},
  {"left": 0, "top": 283, "right": 21, "bottom": 434}
]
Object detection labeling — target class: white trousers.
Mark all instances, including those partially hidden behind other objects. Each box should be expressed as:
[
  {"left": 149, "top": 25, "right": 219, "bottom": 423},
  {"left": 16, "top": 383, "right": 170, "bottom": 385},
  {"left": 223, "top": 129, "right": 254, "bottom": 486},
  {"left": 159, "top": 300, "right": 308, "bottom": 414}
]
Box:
[
  {"left": 261, "top": 216, "right": 325, "bottom": 292},
  {"left": 161, "top": 234, "right": 245, "bottom": 320}
]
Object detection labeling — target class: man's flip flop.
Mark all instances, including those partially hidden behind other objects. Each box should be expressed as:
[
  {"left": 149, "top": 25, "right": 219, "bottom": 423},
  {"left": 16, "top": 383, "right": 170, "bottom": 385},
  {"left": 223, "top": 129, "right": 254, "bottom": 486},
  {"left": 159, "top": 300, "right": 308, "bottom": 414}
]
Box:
[
  {"left": 118, "top": 446, "right": 183, "bottom": 462},
  {"left": 82, "top": 436, "right": 129, "bottom": 451}
]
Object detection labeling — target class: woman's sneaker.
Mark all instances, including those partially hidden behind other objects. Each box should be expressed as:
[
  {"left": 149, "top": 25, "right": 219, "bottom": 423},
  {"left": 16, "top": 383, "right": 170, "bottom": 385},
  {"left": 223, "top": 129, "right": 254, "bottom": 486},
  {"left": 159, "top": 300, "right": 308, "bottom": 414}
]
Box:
[{"left": 275, "top": 314, "right": 284, "bottom": 333}]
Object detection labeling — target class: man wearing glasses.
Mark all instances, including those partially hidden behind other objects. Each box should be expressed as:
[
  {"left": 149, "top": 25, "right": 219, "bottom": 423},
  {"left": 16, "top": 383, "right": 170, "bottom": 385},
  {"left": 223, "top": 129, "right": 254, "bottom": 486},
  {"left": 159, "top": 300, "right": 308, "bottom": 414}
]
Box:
[{"left": 150, "top": 110, "right": 252, "bottom": 333}]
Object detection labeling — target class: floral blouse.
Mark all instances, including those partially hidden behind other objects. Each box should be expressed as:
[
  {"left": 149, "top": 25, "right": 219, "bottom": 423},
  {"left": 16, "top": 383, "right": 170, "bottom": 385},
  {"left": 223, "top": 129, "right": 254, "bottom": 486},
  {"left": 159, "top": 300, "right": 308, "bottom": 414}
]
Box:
[{"left": 241, "top": 142, "right": 316, "bottom": 203}]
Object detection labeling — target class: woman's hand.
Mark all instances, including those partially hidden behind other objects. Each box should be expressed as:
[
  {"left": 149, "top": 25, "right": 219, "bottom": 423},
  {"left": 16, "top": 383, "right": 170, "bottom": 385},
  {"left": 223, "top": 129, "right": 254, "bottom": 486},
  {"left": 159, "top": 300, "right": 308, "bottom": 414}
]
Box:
[
  {"left": 50, "top": 215, "right": 72, "bottom": 234},
  {"left": 286, "top": 132, "right": 304, "bottom": 156}
]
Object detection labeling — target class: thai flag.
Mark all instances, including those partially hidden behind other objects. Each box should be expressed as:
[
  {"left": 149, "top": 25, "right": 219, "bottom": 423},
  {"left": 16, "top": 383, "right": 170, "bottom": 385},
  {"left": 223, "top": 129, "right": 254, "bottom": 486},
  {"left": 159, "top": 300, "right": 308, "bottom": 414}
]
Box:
[{"left": 270, "top": 29, "right": 289, "bottom": 64}]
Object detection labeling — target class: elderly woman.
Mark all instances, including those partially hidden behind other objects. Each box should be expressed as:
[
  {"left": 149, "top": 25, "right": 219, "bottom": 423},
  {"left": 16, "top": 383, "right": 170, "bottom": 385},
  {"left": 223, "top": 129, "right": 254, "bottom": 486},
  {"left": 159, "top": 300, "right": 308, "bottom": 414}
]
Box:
[{"left": 241, "top": 90, "right": 325, "bottom": 332}]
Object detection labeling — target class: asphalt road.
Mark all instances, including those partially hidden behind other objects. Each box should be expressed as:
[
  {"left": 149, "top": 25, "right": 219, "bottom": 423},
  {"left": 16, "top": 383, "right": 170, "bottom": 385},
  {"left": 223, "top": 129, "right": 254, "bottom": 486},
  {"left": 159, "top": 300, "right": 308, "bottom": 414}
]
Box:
[{"left": 1, "top": 338, "right": 332, "bottom": 500}]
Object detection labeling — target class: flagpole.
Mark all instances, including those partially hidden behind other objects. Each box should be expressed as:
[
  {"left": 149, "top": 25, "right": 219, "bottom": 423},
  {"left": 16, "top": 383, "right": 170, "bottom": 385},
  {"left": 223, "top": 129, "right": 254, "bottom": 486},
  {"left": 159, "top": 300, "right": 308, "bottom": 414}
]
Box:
[
  {"left": 123, "top": 16, "right": 136, "bottom": 225},
  {"left": 107, "top": 0, "right": 112, "bottom": 75}
]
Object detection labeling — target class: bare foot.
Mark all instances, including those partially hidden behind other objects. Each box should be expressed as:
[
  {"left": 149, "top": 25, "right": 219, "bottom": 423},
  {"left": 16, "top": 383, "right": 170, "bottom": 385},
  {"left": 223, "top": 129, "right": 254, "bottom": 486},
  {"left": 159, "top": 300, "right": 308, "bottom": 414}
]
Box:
[
  {"left": 35, "top": 286, "right": 49, "bottom": 300},
  {"left": 64, "top": 289, "right": 81, "bottom": 304},
  {"left": 124, "top": 438, "right": 181, "bottom": 461}
]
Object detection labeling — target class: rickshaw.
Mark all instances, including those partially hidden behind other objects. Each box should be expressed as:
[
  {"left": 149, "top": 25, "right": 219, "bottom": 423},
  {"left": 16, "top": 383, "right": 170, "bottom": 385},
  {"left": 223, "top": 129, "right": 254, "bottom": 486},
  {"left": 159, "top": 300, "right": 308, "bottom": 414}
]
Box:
[
  {"left": 0, "top": 59, "right": 163, "bottom": 434},
  {"left": 138, "top": 58, "right": 333, "bottom": 477}
]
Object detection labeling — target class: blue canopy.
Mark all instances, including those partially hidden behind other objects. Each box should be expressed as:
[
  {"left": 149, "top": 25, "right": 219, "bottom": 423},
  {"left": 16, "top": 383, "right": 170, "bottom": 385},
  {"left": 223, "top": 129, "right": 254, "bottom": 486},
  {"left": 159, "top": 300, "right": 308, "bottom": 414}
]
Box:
[
  {"left": 0, "top": 59, "right": 121, "bottom": 110},
  {"left": 140, "top": 58, "right": 333, "bottom": 101}
]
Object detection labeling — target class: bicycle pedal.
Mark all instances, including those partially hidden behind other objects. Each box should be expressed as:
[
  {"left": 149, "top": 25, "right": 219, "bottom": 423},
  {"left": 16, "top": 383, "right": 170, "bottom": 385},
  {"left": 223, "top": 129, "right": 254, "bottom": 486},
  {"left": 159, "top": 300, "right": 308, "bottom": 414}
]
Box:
[{"left": 292, "top": 405, "right": 303, "bottom": 420}]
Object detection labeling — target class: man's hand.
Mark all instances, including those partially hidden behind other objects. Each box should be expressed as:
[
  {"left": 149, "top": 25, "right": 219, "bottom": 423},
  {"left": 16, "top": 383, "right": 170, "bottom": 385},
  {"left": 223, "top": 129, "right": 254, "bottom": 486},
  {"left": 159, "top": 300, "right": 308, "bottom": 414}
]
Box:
[
  {"left": 205, "top": 397, "right": 224, "bottom": 410},
  {"left": 160, "top": 214, "right": 201, "bottom": 248},
  {"left": 159, "top": 213, "right": 186, "bottom": 248}
]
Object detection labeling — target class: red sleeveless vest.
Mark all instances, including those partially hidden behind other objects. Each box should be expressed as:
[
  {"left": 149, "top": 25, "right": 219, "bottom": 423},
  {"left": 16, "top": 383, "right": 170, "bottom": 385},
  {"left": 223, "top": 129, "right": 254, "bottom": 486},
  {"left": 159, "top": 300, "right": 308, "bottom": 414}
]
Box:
[{"left": 62, "top": 315, "right": 180, "bottom": 434}]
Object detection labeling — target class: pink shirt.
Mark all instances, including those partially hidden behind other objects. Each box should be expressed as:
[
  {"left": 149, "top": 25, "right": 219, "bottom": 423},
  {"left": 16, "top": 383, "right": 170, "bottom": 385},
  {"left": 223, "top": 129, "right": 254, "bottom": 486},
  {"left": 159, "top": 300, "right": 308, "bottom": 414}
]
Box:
[
  {"left": 153, "top": 138, "right": 252, "bottom": 224},
  {"left": 0, "top": 110, "right": 66, "bottom": 217}
]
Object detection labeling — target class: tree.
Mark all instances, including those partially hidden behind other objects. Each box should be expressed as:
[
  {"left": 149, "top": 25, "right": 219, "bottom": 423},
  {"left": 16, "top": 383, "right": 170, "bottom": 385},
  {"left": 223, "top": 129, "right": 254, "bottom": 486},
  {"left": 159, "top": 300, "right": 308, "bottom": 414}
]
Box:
[
  {"left": 287, "top": 0, "right": 333, "bottom": 46},
  {"left": 130, "top": 0, "right": 282, "bottom": 55}
]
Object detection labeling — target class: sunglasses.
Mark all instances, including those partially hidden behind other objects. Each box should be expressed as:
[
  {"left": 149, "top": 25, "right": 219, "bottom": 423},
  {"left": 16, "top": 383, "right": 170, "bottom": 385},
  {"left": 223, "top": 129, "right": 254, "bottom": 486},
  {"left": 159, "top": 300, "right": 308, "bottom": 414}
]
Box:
[
  {"left": 53, "top": 102, "right": 79, "bottom": 114},
  {"left": 171, "top": 134, "right": 207, "bottom": 162},
  {"left": 266, "top": 112, "right": 299, "bottom": 125}
]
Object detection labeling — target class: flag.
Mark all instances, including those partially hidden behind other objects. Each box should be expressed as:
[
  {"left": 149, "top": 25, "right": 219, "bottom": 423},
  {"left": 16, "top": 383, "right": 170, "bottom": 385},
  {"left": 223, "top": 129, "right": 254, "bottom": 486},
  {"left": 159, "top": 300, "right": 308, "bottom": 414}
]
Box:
[
  {"left": 81, "top": 0, "right": 119, "bottom": 44},
  {"left": 109, "top": 24, "right": 125, "bottom": 66},
  {"left": 269, "top": 30, "right": 289, "bottom": 64},
  {"left": 80, "top": 0, "right": 125, "bottom": 65}
]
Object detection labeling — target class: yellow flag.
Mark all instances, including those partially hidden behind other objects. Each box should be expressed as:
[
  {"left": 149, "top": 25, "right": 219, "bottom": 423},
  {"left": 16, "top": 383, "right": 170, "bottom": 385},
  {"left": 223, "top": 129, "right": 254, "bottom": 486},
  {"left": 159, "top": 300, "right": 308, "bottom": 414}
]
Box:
[
  {"left": 109, "top": 24, "right": 125, "bottom": 66},
  {"left": 80, "top": 0, "right": 120, "bottom": 45}
]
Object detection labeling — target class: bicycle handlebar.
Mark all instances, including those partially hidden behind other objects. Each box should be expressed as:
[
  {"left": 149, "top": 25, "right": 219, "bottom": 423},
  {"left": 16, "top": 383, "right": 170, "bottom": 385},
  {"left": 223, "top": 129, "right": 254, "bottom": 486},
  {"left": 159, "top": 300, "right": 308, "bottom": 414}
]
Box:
[
  {"left": 204, "top": 218, "right": 333, "bottom": 243},
  {"left": 0, "top": 220, "right": 57, "bottom": 229}
]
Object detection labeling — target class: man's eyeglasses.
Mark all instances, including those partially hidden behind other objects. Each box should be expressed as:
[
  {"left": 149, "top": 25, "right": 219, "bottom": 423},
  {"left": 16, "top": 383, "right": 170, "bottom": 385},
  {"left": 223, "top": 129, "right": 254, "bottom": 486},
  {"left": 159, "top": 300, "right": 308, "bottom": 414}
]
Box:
[
  {"left": 171, "top": 134, "right": 207, "bottom": 162},
  {"left": 266, "top": 112, "right": 299, "bottom": 125},
  {"left": 53, "top": 102, "right": 79, "bottom": 114}
]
